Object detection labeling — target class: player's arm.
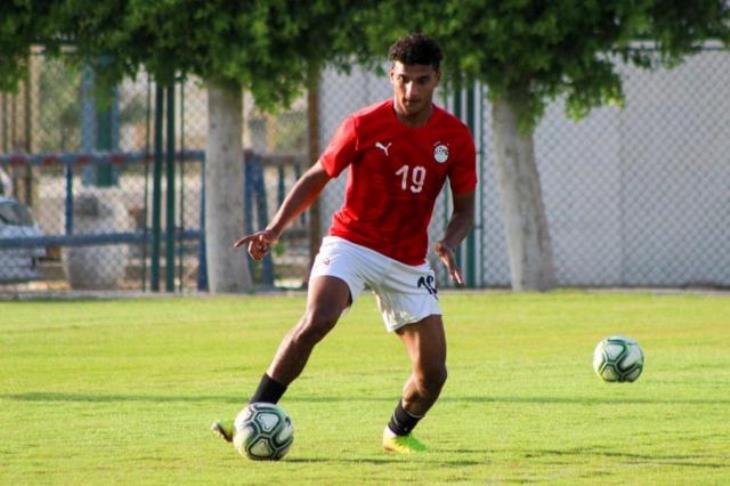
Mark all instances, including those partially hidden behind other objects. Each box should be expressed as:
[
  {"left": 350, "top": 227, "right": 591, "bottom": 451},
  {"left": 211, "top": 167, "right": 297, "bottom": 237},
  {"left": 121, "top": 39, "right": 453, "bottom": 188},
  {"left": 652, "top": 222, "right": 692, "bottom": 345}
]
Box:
[
  {"left": 234, "top": 161, "right": 331, "bottom": 260},
  {"left": 435, "top": 190, "right": 475, "bottom": 285}
]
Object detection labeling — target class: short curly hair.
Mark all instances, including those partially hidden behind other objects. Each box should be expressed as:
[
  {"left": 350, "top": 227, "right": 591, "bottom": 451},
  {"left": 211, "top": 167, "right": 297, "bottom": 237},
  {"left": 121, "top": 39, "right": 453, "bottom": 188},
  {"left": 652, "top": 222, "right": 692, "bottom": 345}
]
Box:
[{"left": 388, "top": 33, "right": 443, "bottom": 70}]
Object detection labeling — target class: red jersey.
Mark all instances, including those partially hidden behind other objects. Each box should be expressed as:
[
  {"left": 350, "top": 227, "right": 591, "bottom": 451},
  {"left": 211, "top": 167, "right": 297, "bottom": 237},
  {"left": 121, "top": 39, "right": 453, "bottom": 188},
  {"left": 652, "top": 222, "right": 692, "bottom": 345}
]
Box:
[{"left": 320, "top": 99, "right": 477, "bottom": 265}]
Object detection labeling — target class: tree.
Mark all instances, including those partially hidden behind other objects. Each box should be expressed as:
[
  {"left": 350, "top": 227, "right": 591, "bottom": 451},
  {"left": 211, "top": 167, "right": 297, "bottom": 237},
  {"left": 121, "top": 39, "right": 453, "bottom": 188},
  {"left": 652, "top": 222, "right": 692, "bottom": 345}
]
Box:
[
  {"left": 0, "top": 2, "right": 44, "bottom": 91},
  {"left": 353, "top": 0, "right": 730, "bottom": 291},
  {"left": 34, "top": 0, "right": 360, "bottom": 292}
]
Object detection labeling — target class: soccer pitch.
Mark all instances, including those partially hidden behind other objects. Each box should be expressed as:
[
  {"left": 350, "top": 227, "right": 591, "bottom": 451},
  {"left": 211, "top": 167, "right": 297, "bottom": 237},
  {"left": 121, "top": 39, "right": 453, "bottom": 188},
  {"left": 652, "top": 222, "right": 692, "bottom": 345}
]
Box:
[{"left": 2, "top": 291, "right": 729, "bottom": 484}]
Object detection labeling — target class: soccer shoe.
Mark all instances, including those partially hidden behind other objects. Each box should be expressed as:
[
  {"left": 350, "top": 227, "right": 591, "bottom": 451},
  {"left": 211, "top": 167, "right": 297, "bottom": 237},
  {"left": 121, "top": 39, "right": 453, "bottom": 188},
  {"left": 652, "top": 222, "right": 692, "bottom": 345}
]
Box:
[
  {"left": 211, "top": 419, "right": 234, "bottom": 443},
  {"left": 382, "top": 427, "right": 427, "bottom": 454}
]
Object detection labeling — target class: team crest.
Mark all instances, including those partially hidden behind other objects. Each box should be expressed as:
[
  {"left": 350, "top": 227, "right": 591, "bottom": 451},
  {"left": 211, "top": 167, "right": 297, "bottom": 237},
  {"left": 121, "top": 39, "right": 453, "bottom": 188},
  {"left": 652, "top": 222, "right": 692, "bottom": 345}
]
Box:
[{"left": 433, "top": 144, "right": 449, "bottom": 163}]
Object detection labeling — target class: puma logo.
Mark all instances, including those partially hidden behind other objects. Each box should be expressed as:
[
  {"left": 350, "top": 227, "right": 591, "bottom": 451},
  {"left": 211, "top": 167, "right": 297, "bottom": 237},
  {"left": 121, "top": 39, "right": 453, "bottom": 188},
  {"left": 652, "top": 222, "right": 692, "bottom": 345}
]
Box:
[{"left": 375, "top": 142, "right": 392, "bottom": 156}]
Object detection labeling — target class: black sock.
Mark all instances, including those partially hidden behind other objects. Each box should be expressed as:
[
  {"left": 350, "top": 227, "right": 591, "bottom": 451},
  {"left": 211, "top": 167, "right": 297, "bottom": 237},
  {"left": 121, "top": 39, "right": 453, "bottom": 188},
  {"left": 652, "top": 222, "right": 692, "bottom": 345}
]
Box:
[
  {"left": 387, "top": 399, "right": 422, "bottom": 436},
  {"left": 249, "top": 374, "right": 287, "bottom": 404}
]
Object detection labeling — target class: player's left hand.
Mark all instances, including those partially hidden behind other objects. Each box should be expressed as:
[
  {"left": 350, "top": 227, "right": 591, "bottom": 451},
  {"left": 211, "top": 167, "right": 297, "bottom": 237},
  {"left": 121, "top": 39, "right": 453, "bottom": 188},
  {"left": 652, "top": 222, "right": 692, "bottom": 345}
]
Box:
[{"left": 434, "top": 241, "right": 464, "bottom": 286}]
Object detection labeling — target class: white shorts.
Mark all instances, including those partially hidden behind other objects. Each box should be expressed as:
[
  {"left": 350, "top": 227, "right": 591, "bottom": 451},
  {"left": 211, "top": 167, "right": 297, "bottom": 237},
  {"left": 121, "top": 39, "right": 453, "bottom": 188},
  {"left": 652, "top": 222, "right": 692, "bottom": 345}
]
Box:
[{"left": 309, "top": 236, "right": 442, "bottom": 332}]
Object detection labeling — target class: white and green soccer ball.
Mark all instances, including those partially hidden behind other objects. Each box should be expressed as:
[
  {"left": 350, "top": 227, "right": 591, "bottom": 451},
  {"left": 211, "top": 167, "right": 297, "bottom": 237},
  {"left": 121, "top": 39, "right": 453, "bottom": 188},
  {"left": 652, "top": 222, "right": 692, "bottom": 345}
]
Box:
[
  {"left": 233, "top": 403, "right": 294, "bottom": 461},
  {"left": 593, "top": 335, "right": 645, "bottom": 382}
]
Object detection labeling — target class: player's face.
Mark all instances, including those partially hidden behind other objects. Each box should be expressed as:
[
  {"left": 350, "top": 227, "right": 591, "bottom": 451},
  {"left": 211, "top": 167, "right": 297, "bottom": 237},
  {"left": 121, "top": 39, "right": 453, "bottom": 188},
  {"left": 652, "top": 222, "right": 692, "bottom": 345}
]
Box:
[{"left": 390, "top": 62, "right": 440, "bottom": 122}]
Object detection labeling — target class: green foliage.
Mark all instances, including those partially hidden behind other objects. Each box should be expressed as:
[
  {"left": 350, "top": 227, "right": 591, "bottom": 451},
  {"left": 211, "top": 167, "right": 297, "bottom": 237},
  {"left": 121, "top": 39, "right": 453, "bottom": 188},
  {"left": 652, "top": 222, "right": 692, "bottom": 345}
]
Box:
[
  {"left": 352, "top": 0, "right": 730, "bottom": 130},
  {"left": 42, "top": 0, "right": 362, "bottom": 111},
  {"left": 1, "top": 292, "right": 730, "bottom": 482},
  {"left": 3, "top": 0, "right": 362, "bottom": 110},
  {"left": 0, "top": 1, "right": 49, "bottom": 91},
  {"left": 3, "top": 1, "right": 728, "bottom": 122}
]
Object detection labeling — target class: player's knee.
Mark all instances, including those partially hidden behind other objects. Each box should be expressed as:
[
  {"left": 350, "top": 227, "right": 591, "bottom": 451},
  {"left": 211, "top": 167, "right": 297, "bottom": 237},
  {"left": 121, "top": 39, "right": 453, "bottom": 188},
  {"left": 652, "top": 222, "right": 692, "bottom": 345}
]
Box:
[{"left": 294, "top": 308, "right": 340, "bottom": 345}]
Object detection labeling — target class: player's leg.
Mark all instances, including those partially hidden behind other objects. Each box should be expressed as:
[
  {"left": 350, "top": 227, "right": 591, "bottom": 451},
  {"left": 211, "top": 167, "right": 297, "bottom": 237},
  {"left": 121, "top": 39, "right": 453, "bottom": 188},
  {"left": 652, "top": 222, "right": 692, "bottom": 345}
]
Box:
[
  {"left": 383, "top": 314, "right": 447, "bottom": 453},
  {"left": 258, "top": 275, "right": 352, "bottom": 394},
  {"left": 248, "top": 237, "right": 367, "bottom": 408},
  {"left": 374, "top": 258, "right": 444, "bottom": 453},
  {"left": 396, "top": 314, "right": 448, "bottom": 416},
  {"left": 213, "top": 236, "right": 369, "bottom": 444},
  {"left": 212, "top": 276, "right": 351, "bottom": 443}
]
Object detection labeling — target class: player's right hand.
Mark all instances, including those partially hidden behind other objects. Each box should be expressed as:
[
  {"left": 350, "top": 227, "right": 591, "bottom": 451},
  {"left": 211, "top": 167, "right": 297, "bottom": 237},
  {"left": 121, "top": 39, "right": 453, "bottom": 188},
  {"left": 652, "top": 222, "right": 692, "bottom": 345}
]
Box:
[
  {"left": 434, "top": 241, "right": 464, "bottom": 286},
  {"left": 233, "top": 229, "right": 279, "bottom": 261}
]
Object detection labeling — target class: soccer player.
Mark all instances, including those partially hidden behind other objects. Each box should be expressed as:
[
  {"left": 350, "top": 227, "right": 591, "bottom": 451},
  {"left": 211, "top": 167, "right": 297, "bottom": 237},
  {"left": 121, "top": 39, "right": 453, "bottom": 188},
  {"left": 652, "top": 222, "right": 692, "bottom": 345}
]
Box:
[{"left": 213, "top": 32, "right": 476, "bottom": 454}]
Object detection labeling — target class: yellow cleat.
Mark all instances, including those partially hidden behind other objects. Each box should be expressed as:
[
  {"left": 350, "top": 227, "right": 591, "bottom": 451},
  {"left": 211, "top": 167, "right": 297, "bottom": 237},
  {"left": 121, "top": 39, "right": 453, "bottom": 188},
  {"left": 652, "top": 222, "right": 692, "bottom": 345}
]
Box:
[{"left": 382, "top": 427, "right": 427, "bottom": 454}]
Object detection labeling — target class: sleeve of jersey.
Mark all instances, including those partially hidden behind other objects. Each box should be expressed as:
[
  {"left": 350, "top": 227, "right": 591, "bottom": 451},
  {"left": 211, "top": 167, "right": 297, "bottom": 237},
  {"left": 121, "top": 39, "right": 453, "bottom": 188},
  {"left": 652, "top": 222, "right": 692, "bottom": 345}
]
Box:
[
  {"left": 449, "top": 134, "right": 478, "bottom": 194},
  {"left": 320, "top": 116, "right": 358, "bottom": 178}
]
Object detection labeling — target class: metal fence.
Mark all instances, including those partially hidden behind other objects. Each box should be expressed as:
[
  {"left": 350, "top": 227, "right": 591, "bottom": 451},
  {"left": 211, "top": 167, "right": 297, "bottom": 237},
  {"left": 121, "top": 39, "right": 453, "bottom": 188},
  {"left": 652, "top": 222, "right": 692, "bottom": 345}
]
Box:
[
  {"left": 1, "top": 47, "right": 728, "bottom": 294},
  {"left": 318, "top": 48, "right": 730, "bottom": 289},
  {"left": 0, "top": 55, "right": 312, "bottom": 293}
]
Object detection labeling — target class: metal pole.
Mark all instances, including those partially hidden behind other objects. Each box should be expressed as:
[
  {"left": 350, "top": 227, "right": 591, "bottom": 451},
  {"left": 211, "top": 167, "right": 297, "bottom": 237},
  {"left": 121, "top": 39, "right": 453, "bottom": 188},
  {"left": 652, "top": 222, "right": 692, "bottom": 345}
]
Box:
[
  {"left": 151, "top": 82, "right": 164, "bottom": 291},
  {"left": 197, "top": 154, "right": 208, "bottom": 291},
  {"left": 478, "top": 83, "right": 486, "bottom": 288},
  {"left": 277, "top": 165, "right": 285, "bottom": 207},
  {"left": 451, "top": 77, "right": 463, "bottom": 276},
  {"left": 165, "top": 81, "right": 176, "bottom": 292},
  {"left": 465, "top": 81, "right": 476, "bottom": 288},
  {"left": 23, "top": 65, "right": 32, "bottom": 206},
  {"left": 80, "top": 66, "right": 96, "bottom": 186},
  {"left": 178, "top": 82, "right": 185, "bottom": 292},
  {"left": 64, "top": 163, "right": 73, "bottom": 235},
  {"left": 141, "top": 75, "right": 152, "bottom": 291},
  {"left": 96, "top": 98, "right": 113, "bottom": 186}
]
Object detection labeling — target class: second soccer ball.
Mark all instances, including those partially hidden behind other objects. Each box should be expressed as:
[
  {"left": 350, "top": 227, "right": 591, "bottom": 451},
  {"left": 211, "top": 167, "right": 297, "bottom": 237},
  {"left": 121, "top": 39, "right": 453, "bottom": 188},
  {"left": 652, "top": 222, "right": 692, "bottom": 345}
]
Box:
[{"left": 593, "top": 335, "right": 644, "bottom": 382}]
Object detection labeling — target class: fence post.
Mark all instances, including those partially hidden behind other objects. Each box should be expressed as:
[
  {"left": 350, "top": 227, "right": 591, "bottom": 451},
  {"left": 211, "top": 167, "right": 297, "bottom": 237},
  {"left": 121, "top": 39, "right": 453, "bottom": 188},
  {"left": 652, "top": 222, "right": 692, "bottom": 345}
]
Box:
[
  {"left": 478, "top": 83, "right": 486, "bottom": 289},
  {"left": 95, "top": 88, "right": 119, "bottom": 187},
  {"left": 151, "top": 82, "right": 164, "bottom": 291},
  {"left": 465, "top": 81, "right": 477, "bottom": 288},
  {"left": 23, "top": 65, "right": 33, "bottom": 206},
  {"left": 165, "top": 81, "right": 176, "bottom": 292},
  {"left": 197, "top": 154, "right": 208, "bottom": 291},
  {"left": 243, "top": 153, "right": 273, "bottom": 286},
  {"left": 451, "top": 78, "right": 463, "bottom": 276},
  {"left": 64, "top": 162, "right": 73, "bottom": 235}
]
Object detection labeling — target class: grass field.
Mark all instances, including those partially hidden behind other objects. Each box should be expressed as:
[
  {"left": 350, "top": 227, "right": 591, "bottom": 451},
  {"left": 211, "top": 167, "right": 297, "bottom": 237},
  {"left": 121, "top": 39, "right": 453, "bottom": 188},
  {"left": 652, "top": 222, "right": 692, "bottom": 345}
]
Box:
[{"left": 2, "top": 291, "right": 729, "bottom": 484}]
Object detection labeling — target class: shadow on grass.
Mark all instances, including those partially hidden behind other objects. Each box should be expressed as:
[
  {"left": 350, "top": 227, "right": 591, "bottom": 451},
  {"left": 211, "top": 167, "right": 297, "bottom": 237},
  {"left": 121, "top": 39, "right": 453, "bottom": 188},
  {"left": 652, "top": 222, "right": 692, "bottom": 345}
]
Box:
[
  {"left": 285, "top": 457, "right": 396, "bottom": 465},
  {"left": 2, "top": 392, "right": 246, "bottom": 404},
  {"left": 526, "top": 448, "right": 729, "bottom": 469},
  {"left": 4, "top": 392, "right": 730, "bottom": 407},
  {"left": 285, "top": 456, "right": 481, "bottom": 467}
]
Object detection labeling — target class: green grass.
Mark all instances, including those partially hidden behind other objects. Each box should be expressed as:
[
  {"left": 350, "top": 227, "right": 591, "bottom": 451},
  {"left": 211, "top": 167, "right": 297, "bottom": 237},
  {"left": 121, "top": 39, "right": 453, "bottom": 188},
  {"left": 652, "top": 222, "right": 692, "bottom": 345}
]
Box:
[{"left": 1, "top": 291, "right": 730, "bottom": 484}]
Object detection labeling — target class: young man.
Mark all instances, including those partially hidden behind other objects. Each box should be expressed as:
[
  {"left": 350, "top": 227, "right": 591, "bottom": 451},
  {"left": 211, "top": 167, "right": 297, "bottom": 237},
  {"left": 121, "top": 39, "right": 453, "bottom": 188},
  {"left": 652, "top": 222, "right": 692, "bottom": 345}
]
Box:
[{"left": 214, "top": 33, "right": 476, "bottom": 454}]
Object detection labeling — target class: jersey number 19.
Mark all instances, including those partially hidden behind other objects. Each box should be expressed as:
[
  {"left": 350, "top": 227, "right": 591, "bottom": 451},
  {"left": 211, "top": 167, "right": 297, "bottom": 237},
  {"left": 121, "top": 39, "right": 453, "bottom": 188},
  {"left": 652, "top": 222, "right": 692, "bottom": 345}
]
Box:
[{"left": 395, "top": 165, "right": 426, "bottom": 193}]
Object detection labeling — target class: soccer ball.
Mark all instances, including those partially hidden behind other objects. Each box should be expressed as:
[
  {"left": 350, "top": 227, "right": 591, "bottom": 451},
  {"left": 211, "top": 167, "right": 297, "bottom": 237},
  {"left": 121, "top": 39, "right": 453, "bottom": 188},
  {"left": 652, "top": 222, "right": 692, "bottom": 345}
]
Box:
[
  {"left": 233, "top": 403, "right": 294, "bottom": 461},
  {"left": 593, "top": 335, "right": 645, "bottom": 382}
]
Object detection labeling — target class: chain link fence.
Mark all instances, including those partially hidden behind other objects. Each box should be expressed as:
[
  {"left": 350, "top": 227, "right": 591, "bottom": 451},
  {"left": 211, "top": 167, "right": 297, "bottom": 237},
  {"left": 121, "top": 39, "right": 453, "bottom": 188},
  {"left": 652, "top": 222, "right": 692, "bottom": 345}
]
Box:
[
  {"left": 318, "top": 46, "right": 730, "bottom": 289},
  {"left": 1, "top": 47, "right": 728, "bottom": 294},
  {"left": 0, "top": 56, "right": 209, "bottom": 292},
  {"left": 0, "top": 53, "right": 312, "bottom": 293},
  {"left": 533, "top": 47, "right": 730, "bottom": 288}
]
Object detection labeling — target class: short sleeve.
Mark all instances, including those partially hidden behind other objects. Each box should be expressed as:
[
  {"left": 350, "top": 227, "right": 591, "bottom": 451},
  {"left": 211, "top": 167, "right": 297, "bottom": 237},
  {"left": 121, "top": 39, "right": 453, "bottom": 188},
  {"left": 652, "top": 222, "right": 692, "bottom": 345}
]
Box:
[
  {"left": 449, "top": 133, "right": 477, "bottom": 194},
  {"left": 320, "top": 116, "right": 358, "bottom": 178}
]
